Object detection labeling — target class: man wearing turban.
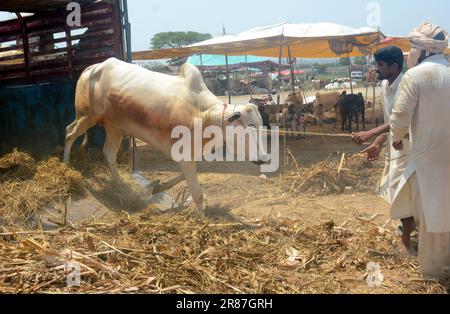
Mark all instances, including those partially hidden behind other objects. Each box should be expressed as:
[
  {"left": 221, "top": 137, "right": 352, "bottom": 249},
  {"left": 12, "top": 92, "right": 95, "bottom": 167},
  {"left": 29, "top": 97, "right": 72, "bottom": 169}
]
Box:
[{"left": 390, "top": 22, "right": 450, "bottom": 279}]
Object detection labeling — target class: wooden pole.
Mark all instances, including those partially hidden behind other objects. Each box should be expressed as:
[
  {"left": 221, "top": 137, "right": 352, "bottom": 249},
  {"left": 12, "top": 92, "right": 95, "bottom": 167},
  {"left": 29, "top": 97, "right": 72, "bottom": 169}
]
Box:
[
  {"left": 225, "top": 53, "right": 231, "bottom": 104},
  {"left": 287, "top": 45, "right": 295, "bottom": 97},
  {"left": 245, "top": 55, "right": 252, "bottom": 98},
  {"left": 120, "top": 0, "right": 135, "bottom": 171},
  {"left": 347, "top": 53, "right": 353, "bottom": 94},
  {"left": 123, "top": 0, "right": 132, "bottom": 63},
  {"left": 372, "top": 84, "right": 376, "bottom": 124},
  {"left": 16, "top": 13, "right": 30, "bottom": 84},
  {"left": 277, "top": 36, "right": 283, "bottom": 105}
]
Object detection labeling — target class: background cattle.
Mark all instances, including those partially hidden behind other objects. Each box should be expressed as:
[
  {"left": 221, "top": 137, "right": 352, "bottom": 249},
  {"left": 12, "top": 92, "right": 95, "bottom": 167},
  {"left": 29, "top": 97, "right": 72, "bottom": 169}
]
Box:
[
  {"left": 285, "top": 92, "right": 304, "bottom": 106},
  {"left": 313, "top": 91, "right": 340, "bottom": 126},
  {"left": 336, "top": 91, "right": 366, "bottom": 132},
  {"left": 311, "top": 79, "right": 326, "bottom": 90},
  {"left": 364, "top": 101, "right": 384, "bottom": 126}
]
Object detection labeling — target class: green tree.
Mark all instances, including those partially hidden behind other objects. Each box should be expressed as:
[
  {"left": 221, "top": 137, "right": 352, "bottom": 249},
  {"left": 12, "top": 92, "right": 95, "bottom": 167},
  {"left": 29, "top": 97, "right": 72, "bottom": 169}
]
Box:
[
  {"left": 339, "top": 57, "right": 351, "bottom": 66},
  {"left": 353, "top": 56, "right": 367, "bottom": 65},
  {"left": 150, "top": 31, "right": 212, "bottom": 49},
  {"left": 314, "top": 63, "right": 329, "bottom": 75},
  {"left": 150, "top": 31, "right": 212, "bottom": 66}
]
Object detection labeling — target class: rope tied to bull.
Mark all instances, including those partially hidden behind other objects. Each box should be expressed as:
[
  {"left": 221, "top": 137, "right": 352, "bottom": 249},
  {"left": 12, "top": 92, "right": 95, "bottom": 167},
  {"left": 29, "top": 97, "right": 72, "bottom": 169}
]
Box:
[
  {"left": 261, "top": 129, "right": 354, "bottom": 138},
  {"left": 260, "top": 128, "right": 409, "bottom": 161}
]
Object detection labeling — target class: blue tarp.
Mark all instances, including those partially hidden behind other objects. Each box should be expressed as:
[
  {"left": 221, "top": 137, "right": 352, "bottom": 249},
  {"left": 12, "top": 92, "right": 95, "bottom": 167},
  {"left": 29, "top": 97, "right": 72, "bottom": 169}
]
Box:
[
  {"left": 0, "top": 80, "right": 105, "bottom": 157},
  {"left": 188, "top": 54, "right": 269, "bottom": 67}
]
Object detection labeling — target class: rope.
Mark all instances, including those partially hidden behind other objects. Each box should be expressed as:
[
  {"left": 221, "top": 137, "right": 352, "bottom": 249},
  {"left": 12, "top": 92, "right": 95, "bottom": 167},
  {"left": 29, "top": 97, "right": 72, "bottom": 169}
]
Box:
[
  {"left": 262, "top": 129, "right": 353, "bottom": 138},
  {"left": 261, "top": 127, "right": 409, "bottom": 162},
  {"left": 262, "top": 129, "right": 392, "bottom": 139}
]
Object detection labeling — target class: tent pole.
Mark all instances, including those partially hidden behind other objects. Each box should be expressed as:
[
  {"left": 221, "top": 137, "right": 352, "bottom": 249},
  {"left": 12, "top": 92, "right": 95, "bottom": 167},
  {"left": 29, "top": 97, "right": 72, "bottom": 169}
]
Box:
[
  {"left": 347, "top": 53, "right": 354, "bottom": 94},
  {"left": 287, "top": 45, "right": 295, "bottom": 97},
  {"left": 245, "top": 55, "right": 252, "bottom": 98},
  {"left": 372, "top": 29, "right": 381, "bottom": 124},
  {"left": 199, "top": 54, "right": 203, "bottom": 71},
  {"left": 277, "top": 36, "right": 283, "bottom": 105},
  {"left": 293, "top": 57, "right": 302, "bottom": 90},
  {"left": 372, "top": 84, "right": 376, "bottom": 125},
  {"left": 225, "top": 53, "right": 231, "bottom": 104},
  {"left": 365, "top": 84, "right": 369, "bottom": 105}
]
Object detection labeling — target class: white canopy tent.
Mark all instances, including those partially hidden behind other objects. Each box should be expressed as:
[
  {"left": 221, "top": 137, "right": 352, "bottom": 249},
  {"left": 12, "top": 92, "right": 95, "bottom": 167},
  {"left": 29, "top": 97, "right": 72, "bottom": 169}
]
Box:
[
  {"left": 133, "top": 22, "right": 382, "bottom": 60},
  {"left": 133, "top": 22, "right": 383, "bottom": 102}
]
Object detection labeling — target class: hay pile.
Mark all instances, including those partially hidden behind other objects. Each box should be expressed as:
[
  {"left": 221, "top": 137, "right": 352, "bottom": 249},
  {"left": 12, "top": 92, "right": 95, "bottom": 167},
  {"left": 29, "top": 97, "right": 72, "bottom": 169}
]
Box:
[
  {"left": 0, "top": 151, "right": 84, "bottom": 227},
  {"left": 0, "top": 149, "right": 140, "bottom": 228},
  {"left": 0, "top": 212, "right": 447, "bottom": 294},
  {"left": 0, "top": 149, "right": 36, "bottom": 181},
  {"left": 282, "top": 153, "right": 383, "bottom": 196}
]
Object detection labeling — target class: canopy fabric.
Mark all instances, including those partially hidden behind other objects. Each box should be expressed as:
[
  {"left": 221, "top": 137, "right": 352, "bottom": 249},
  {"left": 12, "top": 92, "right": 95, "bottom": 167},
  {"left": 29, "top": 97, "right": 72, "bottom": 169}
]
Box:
[
  {"left": 132, "top": 22, "right": 382, "bottom": 60},
  {"left": 378, "top": 36, "right": 450, "bottom": 54}
]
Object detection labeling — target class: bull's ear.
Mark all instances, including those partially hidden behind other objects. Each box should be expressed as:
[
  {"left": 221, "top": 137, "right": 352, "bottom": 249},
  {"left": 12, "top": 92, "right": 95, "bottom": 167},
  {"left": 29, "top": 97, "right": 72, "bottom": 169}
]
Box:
[{"left": 228, "top": 112, "right": 241, "bottom": 123}]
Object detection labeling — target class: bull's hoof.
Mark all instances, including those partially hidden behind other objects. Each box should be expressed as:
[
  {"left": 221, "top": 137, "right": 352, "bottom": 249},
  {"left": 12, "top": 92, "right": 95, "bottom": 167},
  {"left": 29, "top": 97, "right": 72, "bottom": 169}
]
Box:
[{"left": 148, "top": 181, "right": 162, "bottom": 194}]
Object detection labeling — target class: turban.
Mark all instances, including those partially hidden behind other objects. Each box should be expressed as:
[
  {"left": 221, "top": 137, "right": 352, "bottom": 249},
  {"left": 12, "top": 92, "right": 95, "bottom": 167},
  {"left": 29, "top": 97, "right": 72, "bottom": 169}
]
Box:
[{"left": 407, "top": 22, "right": 449, "bottom": 68}]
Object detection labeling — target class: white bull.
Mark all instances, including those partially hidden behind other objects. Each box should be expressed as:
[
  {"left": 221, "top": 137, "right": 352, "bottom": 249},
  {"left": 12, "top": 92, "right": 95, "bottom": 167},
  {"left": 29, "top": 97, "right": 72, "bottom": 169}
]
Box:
[
  {"left": 313, "top": 91, "right": 340, "bottom": 126},
  {"left": 63, "top": 58, "right": 269, "bottom": 216}
]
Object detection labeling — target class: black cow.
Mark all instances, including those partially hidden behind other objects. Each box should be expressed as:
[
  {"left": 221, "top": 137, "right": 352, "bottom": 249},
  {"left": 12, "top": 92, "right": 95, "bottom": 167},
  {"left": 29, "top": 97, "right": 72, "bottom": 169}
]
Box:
[{"left": 336, "top": 91, "right": 366, "bottom": 133}]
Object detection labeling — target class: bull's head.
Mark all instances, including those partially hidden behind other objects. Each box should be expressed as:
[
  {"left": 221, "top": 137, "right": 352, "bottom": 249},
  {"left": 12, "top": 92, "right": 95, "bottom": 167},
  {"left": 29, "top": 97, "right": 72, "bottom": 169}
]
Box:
[{"left": 224, "top": 103, "right": 271, "bottom": 166}]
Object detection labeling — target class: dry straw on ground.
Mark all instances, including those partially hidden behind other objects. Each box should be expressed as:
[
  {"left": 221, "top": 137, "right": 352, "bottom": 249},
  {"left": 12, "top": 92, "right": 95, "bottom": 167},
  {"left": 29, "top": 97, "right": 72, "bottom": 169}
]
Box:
[
  {"left": 0, "top": 150, "right": 84, "bottom": 227},
  {"left": 282, "top": 151, "right": 383, "bottom": 196},
  {"left": 0, "top": 212, "right": 448, "bottom": 294},
  {"left": 1, "top": 149, "right": 449, "bottom": 294},
  {"left": 0, "top": 149, "right": 140, "bottom": 228}
]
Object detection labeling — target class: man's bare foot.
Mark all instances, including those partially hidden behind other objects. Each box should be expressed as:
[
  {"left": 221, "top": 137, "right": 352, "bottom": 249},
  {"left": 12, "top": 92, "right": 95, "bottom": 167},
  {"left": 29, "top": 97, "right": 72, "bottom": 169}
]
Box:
[
  {"left": 402, "top": 232, "right": 411, "bottom": 249},
  {"left": 400, "top": 217, "right": 415, "bottom": 249}
]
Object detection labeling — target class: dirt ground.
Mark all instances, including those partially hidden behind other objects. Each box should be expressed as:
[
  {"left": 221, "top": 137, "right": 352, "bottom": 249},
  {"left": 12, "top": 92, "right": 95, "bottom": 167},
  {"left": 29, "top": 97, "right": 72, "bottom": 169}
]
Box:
[{"left": 134, "top": 122, "right": 384, "bottom": 222}]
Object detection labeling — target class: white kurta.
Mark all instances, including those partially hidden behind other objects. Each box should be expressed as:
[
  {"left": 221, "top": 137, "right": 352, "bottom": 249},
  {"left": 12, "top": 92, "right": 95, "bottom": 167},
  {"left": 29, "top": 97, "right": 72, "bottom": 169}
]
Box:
[
  {"left": 390, "top": 54, "right": 450, "bottom": 279},
  {"left": 390, "top": 54, "right": 450, "bottom": 234},
  {"left": 408, "top": 173, "right": 450, "bottom": 279},
  {"left": 378, "top": 74, "right": 411, "bottom": 213}
]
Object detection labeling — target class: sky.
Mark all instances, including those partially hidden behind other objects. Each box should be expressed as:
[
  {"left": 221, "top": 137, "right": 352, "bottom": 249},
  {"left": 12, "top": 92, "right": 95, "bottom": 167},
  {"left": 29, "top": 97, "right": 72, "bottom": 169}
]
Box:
[
  {"left": 1, "top": 0, "right": 449, "bottom": 52},
  {"left": 128, "top": 0, "right": 450, "bottom": 51}
]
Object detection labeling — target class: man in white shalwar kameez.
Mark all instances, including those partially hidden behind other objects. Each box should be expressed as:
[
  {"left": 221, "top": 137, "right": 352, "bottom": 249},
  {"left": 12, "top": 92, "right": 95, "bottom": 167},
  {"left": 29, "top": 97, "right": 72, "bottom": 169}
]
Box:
[
  {"left": 352, "top": 46, "right": 414, "bottom": 249},
  {"left": 390, "top": 22, "right": 450, "bottom": 280}
]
